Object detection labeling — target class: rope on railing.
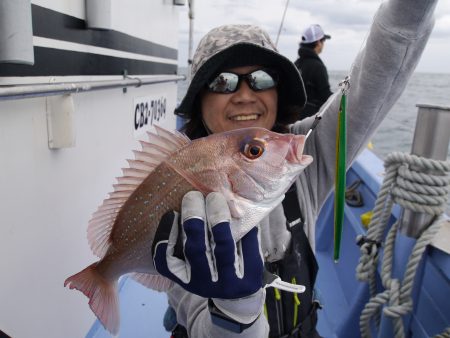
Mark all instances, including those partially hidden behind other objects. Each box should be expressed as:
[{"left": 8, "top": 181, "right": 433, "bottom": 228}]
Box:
[{"left": 355, "top": 152, "right": 450, "bottom": 338}]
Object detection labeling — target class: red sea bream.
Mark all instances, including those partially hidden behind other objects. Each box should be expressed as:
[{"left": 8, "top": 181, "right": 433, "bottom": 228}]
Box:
[{"left": 64, "top": 126, "right": 313, "bottom": 334}]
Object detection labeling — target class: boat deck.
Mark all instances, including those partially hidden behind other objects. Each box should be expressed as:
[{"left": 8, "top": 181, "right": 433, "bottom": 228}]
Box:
[{"left": 315, "top": 150, "right": 450, "bottom": 338}]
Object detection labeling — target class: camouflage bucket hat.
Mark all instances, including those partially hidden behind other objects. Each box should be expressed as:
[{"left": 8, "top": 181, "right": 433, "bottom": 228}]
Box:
[{"left": 175, "top": 24, "right": 307, "bottom": 122}]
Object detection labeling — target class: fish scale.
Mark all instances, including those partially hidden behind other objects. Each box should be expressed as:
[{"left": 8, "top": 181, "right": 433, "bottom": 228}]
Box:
[{"left": 109, "top": 162, "right": 195, "bottom": 267}]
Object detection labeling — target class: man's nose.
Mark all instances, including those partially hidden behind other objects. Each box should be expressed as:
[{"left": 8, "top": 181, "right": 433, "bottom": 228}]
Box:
[{"left": 232, "top": 79, "right": 256, "bottom": 102}]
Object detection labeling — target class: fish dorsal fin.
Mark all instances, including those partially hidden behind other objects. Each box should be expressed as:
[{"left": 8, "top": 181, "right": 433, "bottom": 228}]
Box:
[
  {"left": 154, "top": 125, "right": 191, "bottom": 147},
  {"left": 87, "top": 127, "right": 191, "bottom": 257}
]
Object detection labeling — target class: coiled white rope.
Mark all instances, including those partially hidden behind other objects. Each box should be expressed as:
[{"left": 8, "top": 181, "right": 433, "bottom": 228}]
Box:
[{"left": 355, "top": 152, "right": 450, "bottom": 338}]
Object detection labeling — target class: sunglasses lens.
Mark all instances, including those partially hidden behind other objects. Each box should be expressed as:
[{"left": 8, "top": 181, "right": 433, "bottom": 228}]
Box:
[
  {"left": 207, "top": 72, "right": 239, "bottom": 93},
  {"left": 207, "top": 69, "right": 278, "bottom": 93},
  {"left": 250, "top": 70, "right": 277, "bottom": 91}
]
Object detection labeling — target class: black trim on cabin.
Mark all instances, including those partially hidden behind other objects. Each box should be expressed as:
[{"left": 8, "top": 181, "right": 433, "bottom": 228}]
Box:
[
  {"left": 0, "top": 47, "right": 177, "bottom": 77},
  {"left": 32, "top": 4, "right": 178, "bottom": 60},
  {"left": 0, "top": 5, "right": 178, "bottom": 77}
]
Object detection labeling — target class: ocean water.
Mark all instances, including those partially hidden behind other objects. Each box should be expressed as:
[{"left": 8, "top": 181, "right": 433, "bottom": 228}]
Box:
[{"left": 177, "top": 68, "right": 450, "bottom": 212}]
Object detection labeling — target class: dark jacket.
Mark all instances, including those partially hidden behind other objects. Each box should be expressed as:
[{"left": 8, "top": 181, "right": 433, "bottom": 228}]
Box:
[{"left": 294, "top": 47, "right": 332, "bottom": 117}]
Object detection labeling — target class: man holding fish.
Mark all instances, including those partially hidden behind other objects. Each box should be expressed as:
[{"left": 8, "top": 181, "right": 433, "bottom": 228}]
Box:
[
  {"left": 155, "top": 0, "right": 439, "bottom": 337},
  {"left": 64, "top": 0, "right": 439, "bottom": 336}
]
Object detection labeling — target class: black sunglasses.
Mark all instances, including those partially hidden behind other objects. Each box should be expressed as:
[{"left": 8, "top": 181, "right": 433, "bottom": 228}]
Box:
[{"left": 206, "top": 69, "right": 279, "bottom": 94}]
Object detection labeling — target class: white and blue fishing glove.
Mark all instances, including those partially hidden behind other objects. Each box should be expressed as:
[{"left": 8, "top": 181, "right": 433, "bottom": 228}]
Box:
[{"left": 152, "top": 191, "right": 266, "bottom": 327}]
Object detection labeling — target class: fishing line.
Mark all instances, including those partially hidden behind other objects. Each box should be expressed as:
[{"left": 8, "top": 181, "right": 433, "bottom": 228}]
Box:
[{"left": 275, "top": 0, "right": 290, "bottom": 48}]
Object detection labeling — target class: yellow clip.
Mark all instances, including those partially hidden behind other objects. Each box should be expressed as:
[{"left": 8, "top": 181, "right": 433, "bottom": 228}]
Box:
[
  {"left": 360, "top": 211, "right": 373, "bottom": 228},
  {"left": 274, "top": 288, "right": 281, "bottom": 300},
  {"left": 291, "top": 277, "right": 301, "bottom": 305},
  {"left": 292, "top": 277, "right": 301, "bottom": 327}
]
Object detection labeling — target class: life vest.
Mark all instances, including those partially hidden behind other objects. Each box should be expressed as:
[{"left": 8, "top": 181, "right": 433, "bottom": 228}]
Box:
[{"left": 264, "top": 183, "right": 321, "bottom": 338}]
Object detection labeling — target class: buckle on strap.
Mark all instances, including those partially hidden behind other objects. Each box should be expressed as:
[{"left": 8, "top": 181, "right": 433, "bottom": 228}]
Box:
[
  {"left": 263, "top": 270, "right": 306, "bottom": 294},
  {"left": 289, "top": 218, "right": 302, "bottom": 227}
]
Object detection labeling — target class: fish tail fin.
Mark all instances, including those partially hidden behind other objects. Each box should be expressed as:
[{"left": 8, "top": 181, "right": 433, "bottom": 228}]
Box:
[{"left": 64, "top": 263, "right": 120, "bottom": 335}]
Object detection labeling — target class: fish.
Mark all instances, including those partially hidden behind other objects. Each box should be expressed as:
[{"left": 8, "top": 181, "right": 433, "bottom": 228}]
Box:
[{"left": 64, "top": 126, "right": 313, "bottom": 335}]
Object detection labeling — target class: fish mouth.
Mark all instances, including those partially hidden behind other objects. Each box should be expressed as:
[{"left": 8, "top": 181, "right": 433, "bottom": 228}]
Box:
[{"left": 287, "top": 135, "right": 310, "bottom": 164}]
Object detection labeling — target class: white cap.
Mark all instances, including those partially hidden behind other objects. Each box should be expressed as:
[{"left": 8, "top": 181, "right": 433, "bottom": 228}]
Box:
[{"left": 301, "top": 24, "right": 331, "bottom": 44}]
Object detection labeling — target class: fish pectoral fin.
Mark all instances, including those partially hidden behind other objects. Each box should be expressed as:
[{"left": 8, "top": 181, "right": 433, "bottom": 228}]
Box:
[
  {"left": 221, "top": 189, "right": 245, "bottom": 218},
  {"left": 227, "top": 199, "right": 245, "bottom": 219}
]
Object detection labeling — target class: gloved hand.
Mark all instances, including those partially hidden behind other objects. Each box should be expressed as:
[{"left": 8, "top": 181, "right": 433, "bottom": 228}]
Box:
[{"left": 152, "top": 191, "right": 265, "bottom": 324}]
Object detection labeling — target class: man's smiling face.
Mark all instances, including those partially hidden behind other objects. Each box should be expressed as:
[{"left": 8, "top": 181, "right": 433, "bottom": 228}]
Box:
[{"left": 201, "top": 65, "right": 278, "bottom": 133}]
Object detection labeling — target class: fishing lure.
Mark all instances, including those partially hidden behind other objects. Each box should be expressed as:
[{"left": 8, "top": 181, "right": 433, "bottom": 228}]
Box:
[{"left": 334, "top": 76, "right": 350, "bottom": 262}]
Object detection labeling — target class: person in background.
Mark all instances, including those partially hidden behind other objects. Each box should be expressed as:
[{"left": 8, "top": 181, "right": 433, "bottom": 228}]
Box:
[
  {"left": 294, "top": 24, "right": 333, "bottom": 117},
  {"left": 151, "top": 0, "right": 438, "bottom": 337}
]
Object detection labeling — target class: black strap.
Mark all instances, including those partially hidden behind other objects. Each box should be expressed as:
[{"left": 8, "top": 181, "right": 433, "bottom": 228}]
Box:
[
  {"left": 282, "top": 183, "right": 318, "bottom": 283},
  {"left": 170, "top": 324, "right": 188, "bottom": 338},
  {"left": 276, "top": 301, "right": 322, "bottom": 338},
  {"left": 208, "top": 299, "right": 259, "bottom": 333},
  {"left": 282, "top": 183, "right": 304, "bottom": 228},
  {"left": 0, "top": 330, "right": 11, "bottom": 338}
]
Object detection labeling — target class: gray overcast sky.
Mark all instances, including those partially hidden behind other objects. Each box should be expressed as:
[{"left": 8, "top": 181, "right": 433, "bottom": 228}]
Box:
[{"left": 177, "top": 0, "right": 450, "bottom": 74}]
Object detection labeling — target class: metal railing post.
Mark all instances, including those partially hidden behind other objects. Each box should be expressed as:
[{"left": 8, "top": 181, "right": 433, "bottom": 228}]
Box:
[{"left": 399, "top": 104, "right": 450, "bottom": 237}]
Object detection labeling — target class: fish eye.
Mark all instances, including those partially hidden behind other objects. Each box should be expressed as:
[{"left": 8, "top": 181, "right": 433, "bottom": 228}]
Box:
[{"left": 243, "top": 140, "right": 265, "bottom": 159}]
